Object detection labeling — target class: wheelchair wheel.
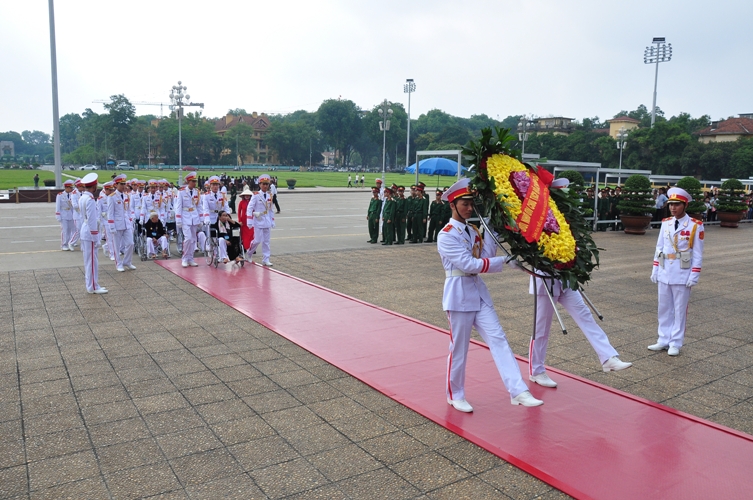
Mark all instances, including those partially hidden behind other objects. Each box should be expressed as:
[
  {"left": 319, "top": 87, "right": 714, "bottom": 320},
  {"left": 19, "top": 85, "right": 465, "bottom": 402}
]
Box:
[
  {"left": 138, "top": 234, "right": 148, "bottom": 261},
  {"left": 205, "top": 238, "right": 215, "bottom": 266},
  {"left": 213, "top": 246, "right": 219, "bottom": 268},
  {"left": 174, "top": 230, "right": 184, "bottom": 257}
]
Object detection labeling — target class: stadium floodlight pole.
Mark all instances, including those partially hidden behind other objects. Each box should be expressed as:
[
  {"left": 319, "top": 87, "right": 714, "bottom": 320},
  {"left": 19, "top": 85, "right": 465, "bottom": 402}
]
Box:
[
  {"left": 169, "top": 82, "right": 204, "bottom": 172},
  {"left": 378, "top": 99, "right": 393, "bottom": 183},
  {"left": 517, "top": 116, "right": 535, "bottom": 158},
  {"left": 616, "top": 126, "right": 628, "bottom": 185},
  {"left": 644, "top": 37, "right": 672, "bottom": 127},
  {"left": 404, "top": 79, "right": 416, "bottom": 170},
  {"left": 48, "top": 0, "right": 62, "bottom": 187}
]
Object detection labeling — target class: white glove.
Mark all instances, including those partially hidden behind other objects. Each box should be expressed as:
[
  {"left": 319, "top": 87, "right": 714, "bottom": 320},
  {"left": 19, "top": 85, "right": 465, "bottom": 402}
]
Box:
[
  {"left": 686, "top": 275, "right": 699, "bottom": 288},
  {"left": 650, "top": 267, "right": 658, "bottom": 284},
  {"left": 253, "top": 211, "right": 262, "bottom": 218},
  {"left": 506, "top": 258, "right": 523, "bottom": 271}
]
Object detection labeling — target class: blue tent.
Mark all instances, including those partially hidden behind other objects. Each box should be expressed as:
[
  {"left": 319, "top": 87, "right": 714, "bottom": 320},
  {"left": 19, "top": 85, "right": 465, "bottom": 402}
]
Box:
[
  {"left": 107, "top": 161, "right": 115, "bottom": 165},
  {"left": 404, "top": 157, "right": 466, "bottom": 176}
]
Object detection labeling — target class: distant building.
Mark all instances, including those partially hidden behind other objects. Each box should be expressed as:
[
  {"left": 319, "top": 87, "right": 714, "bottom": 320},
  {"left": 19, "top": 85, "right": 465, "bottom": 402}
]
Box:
[
  {"left": 606, "top": 116, "right": 641, "bottom": 139},
  {"left": 532, "top": 116, "right": 574, "bottom": 135},
  {"left": 215, "top": 112, "right": 278, "bottom": 164},
  {"left": 0, "top": 141, "right": 14, "bottom": 157},
  {"left": 696, "top": 116, "right": 753, "bottom": 143}
]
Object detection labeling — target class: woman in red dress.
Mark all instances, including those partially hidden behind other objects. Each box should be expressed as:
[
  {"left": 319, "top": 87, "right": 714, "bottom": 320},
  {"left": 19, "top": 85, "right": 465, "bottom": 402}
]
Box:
[{"left": 237, "top": 186, "right": 255, "bottom": 250}]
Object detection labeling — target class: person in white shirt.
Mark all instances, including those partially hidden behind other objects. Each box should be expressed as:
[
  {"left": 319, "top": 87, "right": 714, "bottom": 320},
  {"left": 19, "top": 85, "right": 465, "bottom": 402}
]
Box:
[
  {"left": 174, "top": 172, "right": 202, "bottom": 268},
  {"left": 106, "top": 174, "right": 136, "bottom": 272},
  {"left": 79, "top": 173, "right": 107, "bottom": 294},
  {"left": 55, "top": 180, "right": 77, "bottom": 251},
  {"left": 245, "top": 174, "right": 275, "bottom": 266},
  {"left": 437, "top": 178, "right": 543, "bottom": 412},
  {"left": 270, "top": 180, "right": 280, "bottom": 213}
]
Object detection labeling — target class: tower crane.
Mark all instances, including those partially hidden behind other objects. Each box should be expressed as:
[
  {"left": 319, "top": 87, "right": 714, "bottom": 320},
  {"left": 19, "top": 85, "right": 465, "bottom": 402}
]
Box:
[{"left": 92, "top": 100, "right": 172, "bottom": 118}]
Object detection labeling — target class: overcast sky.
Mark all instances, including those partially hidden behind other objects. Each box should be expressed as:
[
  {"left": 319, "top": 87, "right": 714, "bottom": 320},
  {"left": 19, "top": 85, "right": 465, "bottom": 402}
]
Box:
[{"left": 2, "top": 0, "right": 751, "bottom": 134}]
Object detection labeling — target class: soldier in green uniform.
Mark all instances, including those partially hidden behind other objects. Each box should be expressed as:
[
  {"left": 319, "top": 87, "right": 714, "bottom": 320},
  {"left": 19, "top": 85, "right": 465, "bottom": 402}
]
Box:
[
  {"left": 419, "top": 182, "right": 430, "bottom": 240},
  {"left": 441, "top": 186, "right": 452, "bottom": 228},
  {"left": 406, "top": 185, "right": 416, "bottom": 241},
  {"left": 381, "top": 187, "right": 396, "bottom": 245},
  {"left": 411, "top": 183, "right": 429, "bottom": 243},
  {"left": 597, "top": 188, "right": 610, "bottom": 231},
  {"left": 425, "top": 189, "right": 445, "bottom": 243},
  {"left": 367, "top": 187, "right": 382, "bottom": 243},
  {"left": 394, "top": 186, "right": 407, "bottom": 244}
]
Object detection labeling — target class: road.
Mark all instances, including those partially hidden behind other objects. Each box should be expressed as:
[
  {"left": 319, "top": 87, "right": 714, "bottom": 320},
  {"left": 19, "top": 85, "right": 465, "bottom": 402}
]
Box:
[{"left": 0, "top": 190, "right": 377, "bottom": 272}]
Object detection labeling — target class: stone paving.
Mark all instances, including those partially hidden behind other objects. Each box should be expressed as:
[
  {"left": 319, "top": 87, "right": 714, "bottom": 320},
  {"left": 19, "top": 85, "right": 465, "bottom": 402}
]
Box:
[{"left": 1, "top": 224, "right": 751, "bottom": 499}]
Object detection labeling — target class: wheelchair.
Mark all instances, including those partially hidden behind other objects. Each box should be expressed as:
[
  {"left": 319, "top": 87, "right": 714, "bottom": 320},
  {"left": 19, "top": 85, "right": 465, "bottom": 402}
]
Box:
[
  {"left": 205, "top": 226, "right": 246, "bottom": 268},
  {"left": 140, "top": 228, "right": 171, "bottom": 261}
]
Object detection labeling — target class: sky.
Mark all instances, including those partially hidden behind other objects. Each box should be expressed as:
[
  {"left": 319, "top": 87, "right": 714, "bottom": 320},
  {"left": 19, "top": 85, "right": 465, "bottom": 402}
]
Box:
[{"left": 2, "top": 0, "right": 752, "bottom": 134}]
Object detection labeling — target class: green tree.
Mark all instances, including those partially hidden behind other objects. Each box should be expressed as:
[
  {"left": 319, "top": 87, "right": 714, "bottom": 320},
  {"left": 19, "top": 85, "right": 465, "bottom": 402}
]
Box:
[
  {"left": 21, "top": 130, "right": 50, "bottom": 146},
  {"left": 728, "top": 140, "right": 753, "bottom": 179},
  {"left": 362, "top": 101, "right": 407, "bottom": 169},
  {"left": 59, "top": 113, "right": 83, "bottom": 154},
  {"left": 265, "top": 121, "right": 321, "bottom": 166},
  {"left": 316, "top": 99, "right": 363, "bottom": 166},
  {"left": 103, "top": 94, "right": 136, "bottom": 159},
  {"left": 222, "top": 123, "right": 257, "bottom": 165}
]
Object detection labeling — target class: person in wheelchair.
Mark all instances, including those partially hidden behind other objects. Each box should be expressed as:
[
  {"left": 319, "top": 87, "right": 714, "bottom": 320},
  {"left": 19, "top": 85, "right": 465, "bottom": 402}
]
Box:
[
  {"left": 212, "top": 210, "right": 243, "bottom": 264},
  {"left": 144, "top": 211, "right": 169, "bottom": 259}
]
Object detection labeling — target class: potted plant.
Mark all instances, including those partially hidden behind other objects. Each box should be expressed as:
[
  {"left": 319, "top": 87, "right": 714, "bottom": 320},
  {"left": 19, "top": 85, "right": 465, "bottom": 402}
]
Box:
[
  {"left": 286, "top": 178, "right": 297, "bottom": 189},
  {"left": 675, "top": 176, "right": 706, "bottom": 220},
  {"left": 716, "top": 178, "right": 747, "bottom": 228},
  {"left": 617, "top": 174, "right": 654, "bottom": 234},
  {"left": 557, "top": 170, "right": 593, "bottom": 216},
  {"left": 43, "top": 179, "right": 56, "bottom": 187}
]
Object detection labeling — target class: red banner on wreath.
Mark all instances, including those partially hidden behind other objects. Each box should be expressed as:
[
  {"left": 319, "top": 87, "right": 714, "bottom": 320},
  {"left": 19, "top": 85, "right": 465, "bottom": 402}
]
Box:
[{"left": 516, "top": 171, "right": 551, "bottom": 243}]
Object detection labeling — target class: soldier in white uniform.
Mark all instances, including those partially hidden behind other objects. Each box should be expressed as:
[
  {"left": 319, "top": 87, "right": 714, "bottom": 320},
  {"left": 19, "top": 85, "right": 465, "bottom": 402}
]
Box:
[
  {"left": 78, "top": 173, "right": 107, "bottom": 294},
  {"left": 174, "top": 171, "right": 201, "bottom": 267},
  {"left": 98, "top": 181, "right": 115, "bottom": 259},
  {"left": 649, "top": 187, "right": 704, "bottom": 356},
  {"left": 528, "top": 178, "right": 632, "bottom": 388},
  {"left": 55, "top": 180, "right": 77, "bottom": 251},
  {"left": 107, "top": 174, "right": 136, "bottom": 272},
  {"left": 202, "top": 175, "right": 230, "bottom": 248},
  {"left": 437, "top": 178, "right": 543, "bottom": 412},
  {"left": 140, "top": 180, "right": 164, "bottom": 224},
  {"left": 70, "top": 178, "right": 82, "bottom": 250},
  {"left": 246, "top": 174, "right": 275, "bottom": 266}
]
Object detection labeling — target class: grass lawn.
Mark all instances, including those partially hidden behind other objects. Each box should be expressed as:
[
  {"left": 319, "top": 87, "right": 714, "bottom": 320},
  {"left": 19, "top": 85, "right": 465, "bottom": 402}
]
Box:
[{"left": 0, "top": 169, "right": 460, "bottom": 190}]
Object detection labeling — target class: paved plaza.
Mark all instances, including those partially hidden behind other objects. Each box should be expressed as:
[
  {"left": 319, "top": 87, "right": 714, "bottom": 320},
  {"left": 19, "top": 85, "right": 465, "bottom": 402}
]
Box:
[{"left": 1, "top": 196, "right": 752, "bottom": 498}]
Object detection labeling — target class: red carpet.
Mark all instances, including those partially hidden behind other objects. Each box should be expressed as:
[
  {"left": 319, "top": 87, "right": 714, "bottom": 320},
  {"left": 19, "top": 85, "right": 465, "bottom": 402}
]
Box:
[{"left": 157, "top": 260, "right": 753, "bottom": 499}]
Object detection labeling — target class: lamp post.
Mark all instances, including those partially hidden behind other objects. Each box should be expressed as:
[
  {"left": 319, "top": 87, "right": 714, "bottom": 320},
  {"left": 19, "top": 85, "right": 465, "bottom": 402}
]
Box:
[
  {"left": 404, "top": 79, "right": 415, "bottom": 170},
  {"left": 169, "top": 81, "right": 204, "bottom": 171},
  {"left": 616, "top": 126, "right": 628, "bottom": 185},
  {"left": 47, "top": 0, "right": 62, "bottom": 187},
  {"left": 517, "top": 117, "right": 535, "bottom": 158},
  {"left": 378, "top": 99, "right": 393, "bottom": 183},
  {"left": 644, "top": 37, "right": 672, "bottom": 128}
]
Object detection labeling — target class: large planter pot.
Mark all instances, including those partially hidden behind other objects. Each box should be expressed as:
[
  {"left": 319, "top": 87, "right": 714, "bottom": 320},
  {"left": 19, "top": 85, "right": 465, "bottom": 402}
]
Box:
[
  {"left": 286, "top": 180, "right": 296, "bottom": 190},
  {"left": 619, "top": 214, "right": 652, "bottom": 235},
  {"left": 717, "top": 211, "right": 744, "bottom": 228}
]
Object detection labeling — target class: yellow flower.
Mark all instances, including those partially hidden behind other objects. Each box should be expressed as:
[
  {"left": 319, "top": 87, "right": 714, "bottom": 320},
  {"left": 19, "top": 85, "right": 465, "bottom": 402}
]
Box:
[{"left": 486, "top": 153, "right": 576, "bottom": 263}]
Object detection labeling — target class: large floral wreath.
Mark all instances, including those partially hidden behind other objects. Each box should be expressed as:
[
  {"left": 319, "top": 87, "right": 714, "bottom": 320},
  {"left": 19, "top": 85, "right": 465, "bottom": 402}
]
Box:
[{"left": 463, "top": 127, "right": 600, "bottom": 290}]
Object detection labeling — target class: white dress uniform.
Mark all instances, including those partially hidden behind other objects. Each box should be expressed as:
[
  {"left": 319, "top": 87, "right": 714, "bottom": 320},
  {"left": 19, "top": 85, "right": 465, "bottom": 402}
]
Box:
[
  {"left": 70, "top": 188, "right": 81, "bottom": 249},
  {"left": 174, "top": 184, "right": 202, "bottom": 266},
  {"left": 202, "top": 189, "right": 231, "bottom": 251},
  {"left": 246, "top": 186, "right": 275, "bottom": 265},
  {"left": 106, "top": 190, "right": 134, "bottom": 270},
  {"left": 140, "top": 192, "right": 164, "bottom": 224},
  {"left": 97, "top": 190, "right": 113, "bottom": 258},
  {"left": 652, "top": 213, "right": 704, "bottom": 349},
  {"left": 528, "top": 276, "right": 618, "bottom": 377},
  {"left": 79, "top": 189, "right": 104, "bottom": 292},
  {"left": 55, "top": 189, "right": 76, "bottom": 250},
  {"left": 437, "top": 217, "right": 530, "bottom": 402}
]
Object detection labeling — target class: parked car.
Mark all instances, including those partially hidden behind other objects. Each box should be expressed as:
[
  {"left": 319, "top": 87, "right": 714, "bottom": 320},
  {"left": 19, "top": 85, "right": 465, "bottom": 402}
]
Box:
[
  {"left": 181, "top": 166, "right": 197, "bottom": 171},
  {"left": 79, "top": 164, "right": 98, "bottom": 171}
]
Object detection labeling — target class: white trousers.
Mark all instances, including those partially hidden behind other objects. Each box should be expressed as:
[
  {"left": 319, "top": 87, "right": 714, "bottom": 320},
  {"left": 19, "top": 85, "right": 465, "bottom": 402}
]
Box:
[
  {"left": 104, "top": 227, "right": 115, "bottom": 259},
  {"left": 529, "top": 289, "right": 618, "bottom": 377},
  {"left": 113, "top": 228, "right": 134, "bottom": 268},
  {"left": 217, "top": 237, "right": 229, "bottom": 261},
  {"left": 446, "top": 303, "right": 528, "bottom": 401},
  {"left": 249, "top": 227, "right": 271, "bottom": 262},
  {"left": 59, "top": 219, "right": 76, "bottom": 249},
  {"left": 82, "top": 239, "right": 100, "bottom": 292},
  {"left": 657, "top": 282, "right": 691, "bottom": 348},
  {"left": 197, "top": 230, "right": 207, "bottom": 252},
  {"left": 71, "top": 219, "right": 81, "bottom": 247},
  {"left": 181, "top": 224, "right": 199, "bottom": 264},
  {"left": 147, "top": 236, "right": 169, "bottom": 257}
]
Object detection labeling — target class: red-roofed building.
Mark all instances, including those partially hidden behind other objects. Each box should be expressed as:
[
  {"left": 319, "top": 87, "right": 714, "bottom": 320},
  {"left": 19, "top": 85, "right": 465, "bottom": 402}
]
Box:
[
  {"left": 215, "top": 112, "right": 278, "bottom": 164},
  {"left": 696, "top": 116, "right": 753, "bottom": 144}
]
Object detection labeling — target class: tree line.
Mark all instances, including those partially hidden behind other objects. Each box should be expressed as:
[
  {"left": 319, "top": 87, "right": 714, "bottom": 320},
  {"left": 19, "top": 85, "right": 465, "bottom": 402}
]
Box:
[{"left": 2, "top": 96, "right": 752, "bottom": 180}]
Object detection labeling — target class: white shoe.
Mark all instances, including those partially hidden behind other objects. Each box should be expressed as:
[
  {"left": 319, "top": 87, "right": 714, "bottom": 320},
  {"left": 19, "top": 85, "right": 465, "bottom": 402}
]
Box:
[
  {"left": 602, "top": 356, "right": 633, "bottom": 372},
  {"left": 182, "top": 261, "right": 189, "bottom": 268},
  {"left": 109, "top": 256, "right": 115, "bottom": 261},
  {"left": 188, "top": 261, "right": 198, "bottom": 267},
  {"left": 61, "top": 247, "right": 69, "bottom": 251},
  {"left": 68, "top": 244, "right": 75, "bottom": 251},
  {"left": 648, "top": 343, "right": 669, "bottom": 351},
  {"left": 511, "top": 390, "right": 543, "bottom": 407},
  {"left": 529, "top": 372, "right": 557, "bottom": 388},
  {"left": 262, "top": 260, "right": 273, "bottom": 267},
  {"left": 116, "top": 267, "right": 125, "bottom": 272},
  {"left": 447, "top": 398, "right": 473, "bottom": 413},
  {"left": 89, "top": 288, "right": 108, "bottom": 294},
  {"left": 668, "top": 347, "right": 680, "bottom": 356},
  {"left": 126, "top": 264, "right": 137, "bottom": 270}
]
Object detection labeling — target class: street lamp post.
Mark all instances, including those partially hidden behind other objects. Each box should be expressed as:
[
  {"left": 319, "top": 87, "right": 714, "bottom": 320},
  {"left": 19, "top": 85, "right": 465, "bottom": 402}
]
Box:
[
  {"left": 517, "top": 117, "right": 535, "bottom": 158},
  {"left": 47, "top": 0, "right": 62, "bottom": 187},
  {"left": 169, "top": 81, "right": 204, "bottom": 171},
  {"left": 378, "top": 99, "right": 393, "bottom": 183},
  {"left": 644, "top": 37, "right": 672, "bottom": 128},
  {"left": 616, "top": 126, "right": 628, "bottom": 185},
  {"left": 403, "top": 79, "right": 416, "bottom": 170}
]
